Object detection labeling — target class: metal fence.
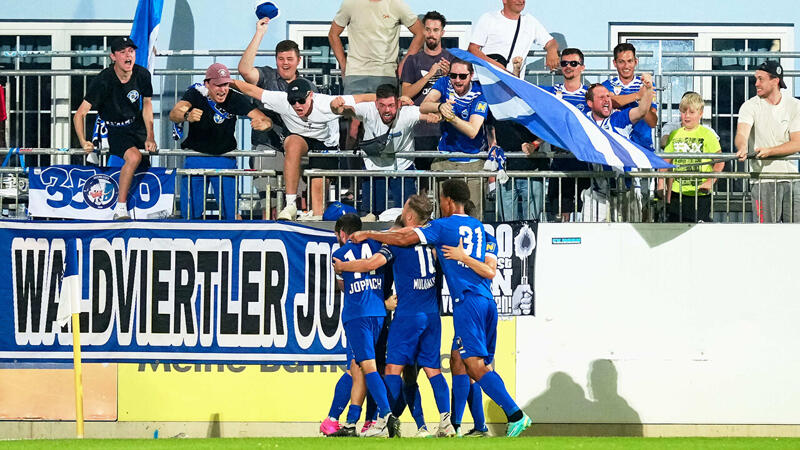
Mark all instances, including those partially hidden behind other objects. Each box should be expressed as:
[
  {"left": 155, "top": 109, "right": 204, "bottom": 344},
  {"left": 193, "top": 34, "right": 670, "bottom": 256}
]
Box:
[{"left": 0, "top": 49, "right": 798, "bottom": 223}]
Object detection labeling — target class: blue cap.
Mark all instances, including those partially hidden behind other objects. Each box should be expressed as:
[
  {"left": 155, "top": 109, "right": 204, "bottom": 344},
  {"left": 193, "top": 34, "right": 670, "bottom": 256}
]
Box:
[
  {"left": 323, "top": 201, "right": 356, "bottom": 221},
  {"left": 255, "top": 2, "right": 280, "bottom": 20}
]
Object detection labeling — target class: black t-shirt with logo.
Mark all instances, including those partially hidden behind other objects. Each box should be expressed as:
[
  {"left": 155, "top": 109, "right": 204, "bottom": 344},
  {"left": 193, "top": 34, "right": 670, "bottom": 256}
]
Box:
[
  {"left": 84, "top": 64, "right": 153, "bottom": 124},
  {"left": 180, "top": 87, "right": 254, "bottom": 156}
]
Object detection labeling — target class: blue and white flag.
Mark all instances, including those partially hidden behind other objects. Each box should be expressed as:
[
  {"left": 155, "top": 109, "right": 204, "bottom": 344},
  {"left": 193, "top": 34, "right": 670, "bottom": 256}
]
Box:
[
  {"left": 449, "top": 49, "right": 671, "bottom": 169},
  {"left": 55, "top": 238, "right": 81, "bottom": 327},
  {"left": 27, "top": 165, "right": 176, "bottom": 220},
  {"left": 130, "top": 0, "right": 164, "bottom": 74}
]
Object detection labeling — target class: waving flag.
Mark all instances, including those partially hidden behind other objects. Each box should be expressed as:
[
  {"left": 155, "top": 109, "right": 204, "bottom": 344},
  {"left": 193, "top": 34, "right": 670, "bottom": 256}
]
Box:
[
  {"left": 56, "top": 239, "right": 81, "bottom": 327},
  {"left": 130, "top": 0, "right": 164, "bottom": 73},
  {"left": 449, "top": 49, "right": 671, "bottom": 169}
]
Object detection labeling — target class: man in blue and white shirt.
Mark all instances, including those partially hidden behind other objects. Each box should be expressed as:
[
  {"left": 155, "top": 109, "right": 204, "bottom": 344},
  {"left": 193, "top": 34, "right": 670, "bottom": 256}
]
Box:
[
  {"left": 421, "top": 59, "right": 490, "bottom": 217},
  {"left": 582, "top": 82, "right": 654, "bottom": 222}
]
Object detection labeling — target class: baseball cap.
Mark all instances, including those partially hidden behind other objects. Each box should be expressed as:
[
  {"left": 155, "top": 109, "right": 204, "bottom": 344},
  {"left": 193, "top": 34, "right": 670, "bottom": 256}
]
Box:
[
  {"left": 756, "top": 60, "right": 787, "bottom": 89},
  {"left": 255, "top": 1, "right": 280, "bottom": 20},
  {"left": 205, "top": 63, "right": 233, "bottom": 86},
  {"left": 323, "top": 201, "right": 357, "bottom": 221},
  {"left": 110, "top": 36, "right": 138, "bottom": 53},
  {"left": 286, "top": 79, "right": 313, "bottom": 104}
]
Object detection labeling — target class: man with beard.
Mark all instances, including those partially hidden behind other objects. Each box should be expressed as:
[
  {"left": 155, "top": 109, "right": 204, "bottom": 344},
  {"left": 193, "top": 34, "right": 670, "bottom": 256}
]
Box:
[
  {"left": 582, "top": 81, "right": 654, "bottom": 222},
  {"left": 401, "top": 11, "right": 454, "bottom": 172},
  {"left": 73, "top": 36, "right": 157, "bottom": 220},
  {"left": 169, "top": 63, "right": 270, "bottom": 219},
  {"left": 420, "top": 59, "right": 489, "bottom": 218},
  {"left": 331, "top": 84, "right": 438, "bottom": 217},
  {"left": 238, "top": 17, "right": 316, "bottom": 218}
]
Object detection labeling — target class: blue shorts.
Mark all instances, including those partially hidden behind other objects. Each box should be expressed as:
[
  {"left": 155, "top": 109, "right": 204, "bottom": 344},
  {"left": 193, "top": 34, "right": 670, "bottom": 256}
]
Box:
[
  {"left": 452, "top": 292, "right": 497, "bottom": 365},
  {"left": 344, "top": 316, "right": 385, "bottom": 364},
  {"left": 386, "top": 312, "right": 441, "bottom": 369}
]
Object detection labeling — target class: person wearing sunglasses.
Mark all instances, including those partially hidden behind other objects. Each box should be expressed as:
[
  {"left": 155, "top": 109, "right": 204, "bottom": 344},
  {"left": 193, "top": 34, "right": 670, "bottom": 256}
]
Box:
[
  {"left": 542, "top": 48, "right": 592, "bottom": 222},
  {"left": 231, "top": 78, "right": 375, "bottom": 220},
  {"left": 420, "top": 59, "right": 490, "bottom": 218}
]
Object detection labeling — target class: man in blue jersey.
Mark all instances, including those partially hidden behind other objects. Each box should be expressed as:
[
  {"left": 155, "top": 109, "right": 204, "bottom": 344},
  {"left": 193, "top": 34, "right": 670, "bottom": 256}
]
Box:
[
  {"left": 582, "top": 82, "right": 654, "bottom": 222},
  {"left": 334, "top": 194, "right": 455, "bottom": 437},
  {"left": 603, "top": 43, "right": 658, "bottom": 218},
  {"left": 330, "top": 214, "right": 399, "bottom": 438},
  {"left": 542, "top": 48, "right": 591, "bottom": 222},
  {"left": 350, "top": 179, "right": 532, "bottom": 437},
  {"left": 420, "top": 59, "right": 490, "bottom": 218}
]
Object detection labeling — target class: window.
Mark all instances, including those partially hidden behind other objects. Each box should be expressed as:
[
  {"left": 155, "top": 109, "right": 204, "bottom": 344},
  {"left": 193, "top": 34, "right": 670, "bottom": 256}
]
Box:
[{"left": 0, "top": 20, "right": 131, "bottom": 153}]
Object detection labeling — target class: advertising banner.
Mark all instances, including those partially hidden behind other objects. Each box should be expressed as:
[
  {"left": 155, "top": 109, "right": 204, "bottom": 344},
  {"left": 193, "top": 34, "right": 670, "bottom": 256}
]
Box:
[{"left": 28, "top": 165, "right": 175, "bottom": 220}]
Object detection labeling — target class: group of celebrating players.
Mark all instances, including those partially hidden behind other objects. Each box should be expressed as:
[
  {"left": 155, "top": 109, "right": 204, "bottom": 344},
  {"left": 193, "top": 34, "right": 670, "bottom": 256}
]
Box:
[{"left": 321, "top": 179, "right": 531, "bottom": 438}]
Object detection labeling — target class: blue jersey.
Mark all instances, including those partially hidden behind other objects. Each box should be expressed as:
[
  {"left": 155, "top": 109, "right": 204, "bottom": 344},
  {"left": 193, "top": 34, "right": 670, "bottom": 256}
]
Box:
[
  {"left": 414, "top": 214, "right": 493, "bottom": 305},
  {"left": 333, "top": 240, "right": 386, "bottom": 324},
  {"left": 379, "top": 243, "right": 438, "bottom": 317},
  {"left": 602, "top": 76, "right": 655, "bottom": 150},
  {"left": 543, "top": 83, "right": 589, "bottom": 112},
  {"left": 431, "top": 77, "right": 488, "bottom": 158}
]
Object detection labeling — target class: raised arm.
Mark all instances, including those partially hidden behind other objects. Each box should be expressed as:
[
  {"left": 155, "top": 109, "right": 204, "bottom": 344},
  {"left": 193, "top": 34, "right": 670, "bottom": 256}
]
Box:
[
  {"left": 333, "top": 253, "right": 387, "bottom": 274},
  {"left": 238, "top": 18, "right": 270, "bottom": 85},
  {"left": 350, "top": 227, "right": 421, "bottom": 246},
  {"left": 627, "top": 80, "right": 654, "bottom": 125},
  {"left": 230, "top": 79, "right": 266, "bottom": 102}
]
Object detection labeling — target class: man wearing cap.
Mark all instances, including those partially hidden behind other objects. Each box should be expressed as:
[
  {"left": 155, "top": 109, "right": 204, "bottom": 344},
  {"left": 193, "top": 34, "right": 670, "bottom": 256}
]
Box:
[
  {"left": 73, "top": 36, "right": 157, "bottom": 220},
  {"left": 169, "top": 63, "right": 271, "bottom": 220},
  {"left": 238, "top": 16, "right": 317, "bottom": 217},
  {"left": 231, "top": 78, "right": 375, "bottom": 220},
  {"left": 735, "top": 60, "right": 800, "bottom": 223}
]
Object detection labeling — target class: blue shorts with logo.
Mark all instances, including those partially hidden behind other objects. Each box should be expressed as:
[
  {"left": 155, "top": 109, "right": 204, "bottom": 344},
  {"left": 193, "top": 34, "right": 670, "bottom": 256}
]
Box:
[
  {"left": 344, "top": 316, "right": 385, "bottom": 364},
  {"left": 452, "top": 292, "right": 497, "bottom": 365},
  {"left": 386, "top": 312, "right": 441, "bottom": 369}
]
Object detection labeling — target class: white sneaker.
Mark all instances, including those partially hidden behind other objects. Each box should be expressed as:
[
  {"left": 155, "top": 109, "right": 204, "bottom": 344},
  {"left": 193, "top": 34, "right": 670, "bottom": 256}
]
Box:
[
  {"left": 113, "top": 204, "right": 131, "bottom": 221},
  {"left": 436, "top": 412, "right": 456, "bottom": 437},
  {"left": 277, "top": 204, "right": 297, "bottom": 221},
  {"left": 415, "top": 425, "right": 434, "bottom": 438},
  {"left": 297, "top": 210, "right": 322, "bottom": 221},
  {"left": 363, "top": 413, "right": 399, "bottom": 438}
]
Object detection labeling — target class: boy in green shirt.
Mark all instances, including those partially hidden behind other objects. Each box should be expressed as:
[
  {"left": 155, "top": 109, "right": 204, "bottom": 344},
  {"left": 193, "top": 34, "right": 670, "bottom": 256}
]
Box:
[{"left": 659, "top": 92, "right": 725, "bottom": 222}]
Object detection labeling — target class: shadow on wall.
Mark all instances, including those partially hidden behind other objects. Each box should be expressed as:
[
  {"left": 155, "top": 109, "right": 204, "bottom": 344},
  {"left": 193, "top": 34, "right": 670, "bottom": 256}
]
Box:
[{"left": 523, "top": 359, "right": 643, "bottom": 436}]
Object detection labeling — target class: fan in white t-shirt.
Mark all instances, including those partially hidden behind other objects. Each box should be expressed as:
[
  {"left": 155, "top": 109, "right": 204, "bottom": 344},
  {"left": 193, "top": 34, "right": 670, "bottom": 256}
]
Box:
[
  {"left": 331, "top": 83, "right": 440, "bottom": 217},
  {"left": 468, "top": 0, "right": 559, "bottom": 75}
]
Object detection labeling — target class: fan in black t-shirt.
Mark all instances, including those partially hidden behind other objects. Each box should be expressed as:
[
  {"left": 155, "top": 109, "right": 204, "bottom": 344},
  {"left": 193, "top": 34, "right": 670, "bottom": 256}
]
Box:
[
  {"left": 72, "top": 36, "right": 157, "bottom": 220},
  {"left": 169, "top": 62, "right": 270, "bottom": 220}
]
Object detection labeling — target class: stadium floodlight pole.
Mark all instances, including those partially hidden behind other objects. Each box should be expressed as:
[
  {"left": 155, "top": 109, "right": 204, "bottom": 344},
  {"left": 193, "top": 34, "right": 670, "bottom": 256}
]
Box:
[{"left": 71, "top": 313, "right": 85, "bottom": 438}]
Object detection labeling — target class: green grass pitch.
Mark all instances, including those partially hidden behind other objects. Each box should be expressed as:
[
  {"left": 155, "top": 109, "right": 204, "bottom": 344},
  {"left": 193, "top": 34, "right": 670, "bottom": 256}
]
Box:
[{"left": 1, "top": 437, "right": 800, "bottom": 449}]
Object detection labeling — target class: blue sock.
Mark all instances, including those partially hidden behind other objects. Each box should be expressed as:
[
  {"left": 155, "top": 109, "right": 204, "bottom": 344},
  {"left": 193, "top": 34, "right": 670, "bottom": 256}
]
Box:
[
  {"left": 451, "top": 374, "right": 470, "bottom": 426},
  {"left": 404, "top": 381, "right": 425, "bottom": 429},
  {"left": 385, "top": 374, "right": 404, "bottom": 416},
  {"left": 328, "top": 372, "right": 353, "bottom": 419},
  {"left": 429, "top": 373, "right": 451, "bottom": 414},
  {"left": 365, "top": 392, "right": 378, "bottom": 421},
  {"left": 468, "top": 382, "right": 487, "bottom": 431},
  {"left": 476, "top": 371, "right": 520, "bottom": 419},
  {"left": 365, "top": 371, "right": 392, "bottom": 417},
  {"left": 345, "top": 404, "right": 362, "bottom": 425}
]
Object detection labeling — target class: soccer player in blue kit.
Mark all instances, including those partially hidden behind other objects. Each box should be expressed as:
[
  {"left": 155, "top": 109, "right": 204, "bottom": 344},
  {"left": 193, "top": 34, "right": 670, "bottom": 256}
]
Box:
[
  {"left": 330, "top": 214, "right": 399, "bottom": 438},
  {"left": 334, "top": 194, "right": 456, "bottom": 438},
  {"left": 351, "top": 179, "right": 532, "bottom": 437}
]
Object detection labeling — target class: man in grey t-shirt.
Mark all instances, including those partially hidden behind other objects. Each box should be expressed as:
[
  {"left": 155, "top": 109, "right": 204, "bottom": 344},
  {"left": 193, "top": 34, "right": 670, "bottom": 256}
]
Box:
[{"left": 238, "top": 17, "right": 317, "bottom": 217}]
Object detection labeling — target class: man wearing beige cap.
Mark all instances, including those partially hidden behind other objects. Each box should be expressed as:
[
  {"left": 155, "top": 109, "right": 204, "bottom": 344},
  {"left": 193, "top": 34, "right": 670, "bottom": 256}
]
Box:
[
  {"left": 735, "top": 60, "right": 800, "bottom": 222},
  {"left": 169, "top": 63, "right": 270, "bottom": 220}
]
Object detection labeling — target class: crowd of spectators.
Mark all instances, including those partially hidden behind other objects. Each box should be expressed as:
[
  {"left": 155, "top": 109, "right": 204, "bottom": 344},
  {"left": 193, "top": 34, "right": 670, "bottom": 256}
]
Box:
[{"left": 71, "top": 0, "right": 800, "bottom": 223}]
